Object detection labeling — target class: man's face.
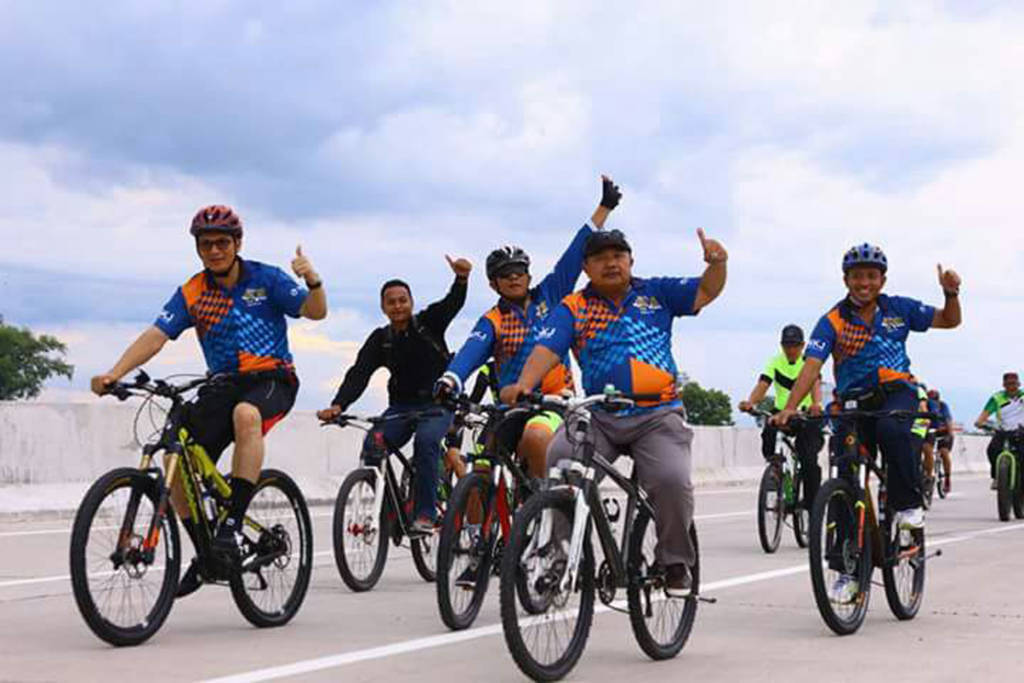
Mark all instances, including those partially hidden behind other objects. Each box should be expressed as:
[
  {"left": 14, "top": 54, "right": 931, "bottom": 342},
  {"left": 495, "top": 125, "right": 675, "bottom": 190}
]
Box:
[
  {"left": 843, "top": 266, "right": 886, "bottom": 304},
  {"left": 1005, "top": 374, "right": 1021, "bottom": 395},
  {"left": 196, "top": 233, "right": 240, "bottom": 275},
  {"left": 381, "top": 286, "right": 413, "bottom": 325},
  {"left": 491, "top": 265, "right": 531, "bottom": 300},
  {"left": 583, "top": 248, "right": 633, "bottom": 290},
  {"left": 927, "top": 389, "right": 939, "bottom": 401},
  {"left": 782, "top": 342, "right": 804, "bottom": 362}
]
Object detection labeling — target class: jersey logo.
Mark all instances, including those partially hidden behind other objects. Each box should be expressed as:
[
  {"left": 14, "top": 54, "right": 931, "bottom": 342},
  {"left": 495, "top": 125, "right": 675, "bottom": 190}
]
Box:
[
  {"left": 537, "top": 327, "right": 557, "bottom": 340},
  {"left": 881, "top": 316, "right": 905, "bottom": 332},
  {"left": 807, "top": 338, "right": 827, "bottom": 352},
  {"left": 633, "top": 296, "right": 662, "bottom": 314},
  {"left": 241, "top": 287, "right": 268, "bottom": 307},
  {"left": 469, "top": 330, "right": 488, "bottom": 342},
  {"left": 535, "top": 300, "right": 549, "bottom": 318},
  {"left": 159, "top": 309, "right": 174, "bottom": 323}
]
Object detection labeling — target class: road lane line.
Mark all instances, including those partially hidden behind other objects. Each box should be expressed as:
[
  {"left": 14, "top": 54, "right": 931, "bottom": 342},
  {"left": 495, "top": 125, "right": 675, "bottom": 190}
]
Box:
[{"left": 201, "top": 520, "right": 1024, "bottom": 683}]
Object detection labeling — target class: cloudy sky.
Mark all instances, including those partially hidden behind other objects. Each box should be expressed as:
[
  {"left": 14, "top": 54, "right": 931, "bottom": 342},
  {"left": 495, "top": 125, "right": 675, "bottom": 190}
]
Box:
[{"left": 2, "top": 1, "right": 1021, "bottom": 424}]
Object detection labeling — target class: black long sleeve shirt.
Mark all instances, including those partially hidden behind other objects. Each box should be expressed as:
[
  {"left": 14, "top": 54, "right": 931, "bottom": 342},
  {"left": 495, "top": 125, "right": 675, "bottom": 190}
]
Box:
[{"left": 331, "top": 277, "right": 467, "bottom": 409}]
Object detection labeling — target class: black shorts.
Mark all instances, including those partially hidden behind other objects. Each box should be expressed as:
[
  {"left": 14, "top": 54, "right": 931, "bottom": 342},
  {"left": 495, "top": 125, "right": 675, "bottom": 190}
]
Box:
[
  {"left": 184, "top": 371, "right": 299, "bottom": 461},
  {"left": 936, "top": 434, "right": 954, "bottom": 451}
]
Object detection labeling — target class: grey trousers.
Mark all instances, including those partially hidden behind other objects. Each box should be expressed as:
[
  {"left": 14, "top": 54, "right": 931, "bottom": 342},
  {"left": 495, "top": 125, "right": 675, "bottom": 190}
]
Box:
[{"left": 546, "top": 406, "right": 696, "bottom": 567}]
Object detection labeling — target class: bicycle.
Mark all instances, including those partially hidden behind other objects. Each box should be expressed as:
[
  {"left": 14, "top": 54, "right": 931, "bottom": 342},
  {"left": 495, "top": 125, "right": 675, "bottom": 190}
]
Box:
[
  {"left": 435, "top": 394, "right": 551, "bottom": 631},
  {"left": 748, "top": 409, "right": 814, "bottom": 553},
  {"left": 69, "top": 371, "right": 313, "bottom": 646},
  {"left": 808, "top": 407, "right": 940, "bottom": 636},
  {"left": 933, "top": 429, "right": 951, "bottom": 501},
  {"left": 325, "top": 408, "right": 452, "bottom": 591},
  {"left": 499, "top": 389, "right": 706, "bottom": 681},
  {"left": 979, "top": 425, "right": 1024, "bottom": 521}
]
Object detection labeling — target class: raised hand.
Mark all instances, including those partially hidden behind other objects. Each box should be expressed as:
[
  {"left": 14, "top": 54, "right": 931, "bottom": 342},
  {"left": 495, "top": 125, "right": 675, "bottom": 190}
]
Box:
[
  {"left": 446, "top": 254, "right": 472, "bottom": 279},
  {"left": 317, "top": 405, "right": 342, "bottom": 422},
  {"left": 697, "top": 228, "right": 728, "bottom": 264},
  {"left": 937, "top": 263, "right": 961, "bottom": 294},
  {"left": 292, "top": 245, "right": 320, "bottom": 285},
  {"left": 600, "top": 174, "right": 622, "bottom": 210}
]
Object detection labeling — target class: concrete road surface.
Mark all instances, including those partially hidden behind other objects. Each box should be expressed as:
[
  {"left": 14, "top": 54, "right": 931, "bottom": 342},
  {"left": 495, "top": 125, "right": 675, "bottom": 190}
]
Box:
[{"left": 1, "top": 475, "right": 1022, "bottom": 682}]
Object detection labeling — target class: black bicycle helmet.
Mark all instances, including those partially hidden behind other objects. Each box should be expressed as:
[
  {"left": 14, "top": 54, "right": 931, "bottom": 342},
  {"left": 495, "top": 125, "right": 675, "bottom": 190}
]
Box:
[{"left": 486, "top": 245, "right": 531, "bottom": 280}]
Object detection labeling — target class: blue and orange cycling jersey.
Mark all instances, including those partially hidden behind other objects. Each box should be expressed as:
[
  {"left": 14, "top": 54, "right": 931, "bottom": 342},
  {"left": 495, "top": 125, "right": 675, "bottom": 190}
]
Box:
[
  {"left": 446, "top": 224, "right": 593, "bottom": 396},
  {"left": 805, "top": 294, "right": 935, "bottom": 397},
  {"left": 537, "top": 276, "right": 701, "bottom": 412},
  {"left": 154, "top": 259, "right": 308, "bottom": 374}
]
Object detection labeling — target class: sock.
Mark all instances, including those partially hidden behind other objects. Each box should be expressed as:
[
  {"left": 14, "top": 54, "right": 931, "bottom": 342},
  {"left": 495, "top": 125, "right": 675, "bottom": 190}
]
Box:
[{"left": 220, "top": 477, "right": 256, "bottom": 537}]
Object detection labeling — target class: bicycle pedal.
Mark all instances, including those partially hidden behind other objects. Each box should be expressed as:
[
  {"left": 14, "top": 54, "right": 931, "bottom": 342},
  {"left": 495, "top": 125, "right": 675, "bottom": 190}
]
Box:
[
  {"left": 926, "top": 548, "right": 943, "bottom": 560},
  {"left": 697, "top": 594, "right": 717, "bottom": 604}
]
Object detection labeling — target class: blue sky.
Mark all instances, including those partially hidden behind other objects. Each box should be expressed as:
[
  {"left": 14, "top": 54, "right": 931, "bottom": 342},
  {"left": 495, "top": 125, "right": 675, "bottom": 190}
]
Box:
[{"left": 2, "top": 1, "right": 1022, "bottom": 424}]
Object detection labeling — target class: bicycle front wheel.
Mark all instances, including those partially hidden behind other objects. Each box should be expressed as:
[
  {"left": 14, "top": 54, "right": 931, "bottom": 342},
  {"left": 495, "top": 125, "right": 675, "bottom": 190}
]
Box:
[
  {"left": 792, "top": 471, "right": 809, "bottom": 548},
  {"left": 808, "top": 478, "right": 872, "bottom": 635},
  {"left": 436, "top": 472, "right": 497, "bottom": 630},
  {"left": 70, "top": 467, "right": 180, "bottom": 646},
  {"left": 935, "top": 459, "right": 947, "bottom": 500},
  {"left": 230, "top": 469, "right": 313, "bottom": 628},
  {"left": 757, "top": 465, "right": 783, "bottom": 553},
  {"left": 333, "top": 468, "right": 390, "bottom": 591},
  {"left": 996, "top": 456, "right": 1012, "bottom": 522},
  {"left": 626, "top": 511, "right": 699, "bottom": 660},
  {"left": 499, "top": 488, "right": 595, "bottom": 682},
  {"left": 881, "top": 516, "right": 925, "bottom": 620}
]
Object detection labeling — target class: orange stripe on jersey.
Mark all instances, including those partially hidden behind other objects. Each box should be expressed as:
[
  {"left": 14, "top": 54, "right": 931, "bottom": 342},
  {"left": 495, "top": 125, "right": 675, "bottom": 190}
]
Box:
[
  {"left": 629, "top": 358, "right": 675, "bottom": 405},
  {"left": 540, "top": 364, "right": 574, "bottom": 395},
  {"left": 565, "top": 291, "right": 616, "bottom": 349},
  {"left": 239, "top": 351, "right": 281, "bottom": 373},
  {"left": 829, "top": 308, "right": 871, "bottom": 362},
  {"left": 878, "top": 368, "right": 912, "bottom": 384}
]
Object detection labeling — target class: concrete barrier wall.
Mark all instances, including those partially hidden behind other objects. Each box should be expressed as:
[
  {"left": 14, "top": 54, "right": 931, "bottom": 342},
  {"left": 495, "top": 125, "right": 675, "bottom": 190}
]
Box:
[{"left": 0, "top": 402, "right": 993, "bottom": 515}]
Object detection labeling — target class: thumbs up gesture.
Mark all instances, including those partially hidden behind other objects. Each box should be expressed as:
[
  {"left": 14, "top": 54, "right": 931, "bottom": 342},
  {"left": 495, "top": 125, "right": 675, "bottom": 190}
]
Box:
[
  {"left": 291, "top": 245, "right": 320, "bottom": 286},
  {"left": 445, "top": 254, "right": 473, "bottom": 279},
  {"left": 697, "top": 228, "right": 728, "bottom": 264}
]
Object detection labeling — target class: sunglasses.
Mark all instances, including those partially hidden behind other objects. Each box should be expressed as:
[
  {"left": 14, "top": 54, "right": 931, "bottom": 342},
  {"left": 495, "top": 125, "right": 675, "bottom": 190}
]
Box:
[
  {"left": 495, "top": 265, "right": 529, "bottom": 279},
  {"left": 198, "top": 237, "right": 235, "bottom": 253}
]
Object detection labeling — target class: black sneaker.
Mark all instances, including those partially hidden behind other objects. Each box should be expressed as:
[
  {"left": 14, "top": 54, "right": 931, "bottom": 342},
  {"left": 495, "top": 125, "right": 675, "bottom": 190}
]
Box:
[
  {"left": 211, "top": 528, "right": 243, "bottom": 568},
  {"left": 176, "top": 558, "right": 203, "bottom": 598},
  {"left": 665, "top": 563, "right": 692, "bottom": 598}
]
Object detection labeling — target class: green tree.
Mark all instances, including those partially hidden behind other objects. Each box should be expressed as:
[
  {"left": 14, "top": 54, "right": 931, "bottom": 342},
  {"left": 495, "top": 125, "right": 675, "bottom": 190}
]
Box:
[
  {"left": 681, "top": 380, "right": 733, "bottom": 426},
  {"left": 0, "top": 318, "right": 74, "bottom": 400}
]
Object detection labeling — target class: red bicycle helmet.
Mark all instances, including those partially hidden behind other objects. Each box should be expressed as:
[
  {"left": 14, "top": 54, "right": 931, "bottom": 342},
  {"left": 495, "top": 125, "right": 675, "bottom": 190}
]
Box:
[{"left": 190, "top": 205, "right": 243, "bottom": 237}]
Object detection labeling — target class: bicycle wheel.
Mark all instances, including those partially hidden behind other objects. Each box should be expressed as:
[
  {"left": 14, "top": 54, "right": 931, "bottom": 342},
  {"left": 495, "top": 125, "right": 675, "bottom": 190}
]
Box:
[
  {"left": 230, "top": 469, "right": 313, "bottom": 628},
  {"left": 935, "top": 459, "right": 947, "bottom": 500},
  {"left": 881, "top": 516, "right": 925, "bottom": 620},
  {"left": 500, "top": 489, "right": 595, "bottom": 682},
  {"left": 436, "top": 472, "right": 497, "bottom": 630},
  {"left": 70, "top": 468, "right": 180, "bottom": 646},
  {"left": 757, "top": 464, "right": 783, "bottom": 553},
  {"left": 792, "top": 470, "right": 809, "bottom": 548},
  {"left": 996, "top": 455, "right": 1012, "bottom": 522},
  {"left": 626, "top": 511, "right": 699, "bottom": 660},
  {"left": 808, "top": 478, "right": 872, "bottom": 635},
  {"left": 333, "top": 468, "right": 390, "bottom": 591}
]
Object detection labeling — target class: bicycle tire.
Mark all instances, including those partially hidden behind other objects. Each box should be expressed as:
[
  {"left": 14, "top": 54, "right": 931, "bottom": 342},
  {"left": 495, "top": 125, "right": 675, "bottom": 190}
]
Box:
[
  {"left": 881, "top": 516, "right": 925, "bottom": 621},
  {"left": 626, "top": 512, "right": 699, "bottom": 660},
  {"left": 70, "top": 467, "right": 180, "bottom": 646},
  {"left": 808, "top": 478, "right": 872, "bottom": 635},
  {"left": 500, "top": 488, "right": 595, "bottom": 682},
  {"left": 230, "top": 469, "right": 313, "bottom": 628},
  {"left": 757, "top": 465, "right": 783, "bottom": 553},
  {"left": 436, "top": 472, "right": 496, "bottom": 630},
  {"left": 996, "top": 455, "right": 1012, "bottom": 522},
  {"left": 333, "top": 468, "right": 390, "bottom": 591},
  {"left": 935, "top": 459, "right": 947, "bottom": 500},
  {"left": 792, "top": 470, "right": 809, "bottom": 548}
]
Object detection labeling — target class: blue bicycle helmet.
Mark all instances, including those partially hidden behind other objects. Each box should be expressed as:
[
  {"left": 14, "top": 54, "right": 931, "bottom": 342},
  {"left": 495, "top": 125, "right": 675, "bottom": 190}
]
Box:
[{"left": 842, "top": 243, "right": 887, "bottom": 273}]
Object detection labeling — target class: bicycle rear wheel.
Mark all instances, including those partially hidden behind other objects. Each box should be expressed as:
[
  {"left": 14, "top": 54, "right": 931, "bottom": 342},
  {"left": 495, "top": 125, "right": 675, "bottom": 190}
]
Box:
[
  {"left": 881, "top": 516, "right": 925, "bottom": 620},
  {"left": 792, "top": 471, "right": 809, "bottom": 548},
  {"left": 230, "top": 469, "right": 313, "bottom": 627},
  {"left": 757, "top": 464, "right": 783, "bottom": 553},
  {"left": 808, "top": 478, "right": 872, "bottom": 635},
  {"left": 333, "top": 468, "right": 390, "bottom": 591},
  {"left": 70, "top": 467, "right": 180, "bottom": 646},
  {"left": 935, "top": 459, "right": 947, "bottom": 500},
  {"left": 500, "top": 489, "right": 594, "bottom": 682},
  {"left": 626, "top": 510, "right": 699, "bottom": 660},
  {"left": 996, "top": 456, "right": 1012, "bottom": 522},
  {"left": 436, "top": 472, "right": 497, "bottom": 630}
]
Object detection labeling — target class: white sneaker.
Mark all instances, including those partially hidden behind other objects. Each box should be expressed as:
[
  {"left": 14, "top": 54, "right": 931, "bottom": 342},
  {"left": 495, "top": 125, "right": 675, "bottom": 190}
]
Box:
[
  {"left": 896, "top": 507, "right": 925, "bottom": 530},
  {"left": 829, "top": 574, "right": 859, "bottom": 604}
]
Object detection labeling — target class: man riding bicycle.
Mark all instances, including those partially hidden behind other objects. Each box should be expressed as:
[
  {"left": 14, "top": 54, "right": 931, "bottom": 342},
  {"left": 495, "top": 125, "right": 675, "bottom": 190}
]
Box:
[
  {"left": 974, "top": 372, "right": 1024, "bottom": 489},
  {"left": 317, "top": 255, "right": 472, "bottom": 535},
  {"left": 435, "top": 175, "right": 623, "bottom": 481},
  {"left": 502, "top": 225, "right": 728, "bottom": 597},
  {"left": 90, "top": 205, "right": 327, "bottom": 596},
  {"left": 926, "top": 388, "right": 953, "bottom": 494},
  {"left": 738, "top": 324, "right": 825, "bottom": 510},
  {"left": 773, "top": 243, "right": 961, "bottom": 602}
]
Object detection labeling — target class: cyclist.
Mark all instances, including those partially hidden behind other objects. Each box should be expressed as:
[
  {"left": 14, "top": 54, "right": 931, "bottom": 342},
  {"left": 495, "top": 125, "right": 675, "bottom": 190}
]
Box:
[
  {"left": 442, "top": 361, "right": 499, "bottom": 479},
  {"left": 973, "top": 372, "right": 1024, "bottom": 489},
  {"left": 317, "top": 255, "right": 472, "bottom": 534},
  {"left": 928, "top": 388, "right": 954, "bottom": 494},
  {"left": 90, "top": 205, "right": 327, "bottom": 596},
  {"left": 773, "top": 243, "right": 961, "bottom": 603},
  {"left": 909, "top": 380, "right": 934, "bottom": 489},
  {"left": 435, "top": 175, "right": 622, "bottom": 482},
  {"left": 502, "top": 226, "right": 729, "bottom": 597}
]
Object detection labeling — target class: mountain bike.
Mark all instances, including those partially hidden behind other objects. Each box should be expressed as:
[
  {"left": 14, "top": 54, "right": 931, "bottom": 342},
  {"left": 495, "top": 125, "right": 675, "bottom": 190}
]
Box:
[
  {"left": 499, "top": 390, "right": 706, "bottom": 681},
  {"left": 435, "top": 394, "right": 551, "bottom": 630},
  {"left": 69, "top": 371, "right": 313, "bottom": 646},
  {"left": 808, "top": 407, "right": 940, "bottom": 636},
  {"left": 979, "top": 425, "right": 1024, "bottom": 521},
  {"left": 748, "top": 409, "right": 813, "bottom": 552},
  {"left": 325, "top": 408, "right": 452, "bottom": 591}
]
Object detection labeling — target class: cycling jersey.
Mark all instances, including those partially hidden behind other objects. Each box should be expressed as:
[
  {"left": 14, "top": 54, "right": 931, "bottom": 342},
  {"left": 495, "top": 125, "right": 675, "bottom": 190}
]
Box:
[
  {"left": 912, "top": 386, "right": 930, "bottom": 438},
  {"left": 760, "top": 352, "right": 812, "bottom": 411},
  {"left": 445, "top": 223, "right": 593, "bottom": 396},
  {"left": 984, "top": 390, "right": 1024, "bottom": 429},
  {"left": 538, "top": 276, "right": 701, "bottom": 413},
  {"left": 155, "top": 259, "right": 308, "bottom": 374},
  {"left": 805, "top": 294, "right": 935, "bottom": 396}
]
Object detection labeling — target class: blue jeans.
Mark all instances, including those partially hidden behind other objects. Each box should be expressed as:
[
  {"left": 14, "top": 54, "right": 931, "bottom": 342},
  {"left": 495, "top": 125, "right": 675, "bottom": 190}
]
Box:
[{"left": 362, "top": 403, "right": 452, "bottom": 522}]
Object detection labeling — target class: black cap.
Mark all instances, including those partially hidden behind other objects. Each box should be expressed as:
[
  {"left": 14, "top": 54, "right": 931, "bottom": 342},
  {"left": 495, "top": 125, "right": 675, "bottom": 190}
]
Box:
[
  {"left": 780, "top": 324, "right": 804, "bottom": 345},
  {"left": 584, "top": 229, "right": 631, "bottom": 258}
]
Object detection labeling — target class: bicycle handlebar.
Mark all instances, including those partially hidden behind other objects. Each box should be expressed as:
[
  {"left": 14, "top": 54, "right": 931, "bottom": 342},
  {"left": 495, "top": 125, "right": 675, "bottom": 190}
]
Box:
[{"left": 105, "top": 370, "right": 214, "bottom": 402}]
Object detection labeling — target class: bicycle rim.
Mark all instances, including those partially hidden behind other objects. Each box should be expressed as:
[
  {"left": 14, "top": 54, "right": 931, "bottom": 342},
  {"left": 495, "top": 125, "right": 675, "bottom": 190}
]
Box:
[
  {"left": 757, "top": 466, "right": 783, "bottom": 553},
  {"left": 881, "top": 519, "right": 925, "bottom": 620},
  {"left": 334, "top": 469, "right": 388, "bottom": 591},
  {"left": 437, "top": 473, "right": 496, "bottom": 630}
]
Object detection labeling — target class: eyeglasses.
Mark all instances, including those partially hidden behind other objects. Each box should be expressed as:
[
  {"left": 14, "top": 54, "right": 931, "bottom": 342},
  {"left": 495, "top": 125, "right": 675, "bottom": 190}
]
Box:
[{"left": 198, "top": 237, "right": 235, "bottom": 253}]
